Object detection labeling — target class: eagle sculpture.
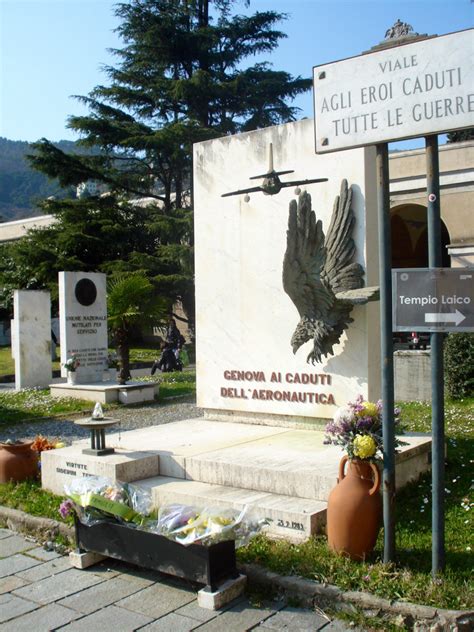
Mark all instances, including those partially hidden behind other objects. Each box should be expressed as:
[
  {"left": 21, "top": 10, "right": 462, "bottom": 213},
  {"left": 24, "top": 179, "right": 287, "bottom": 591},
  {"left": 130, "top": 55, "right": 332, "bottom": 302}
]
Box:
[{"left": 282, "top": 179, "right": 379, "bottom": 364}]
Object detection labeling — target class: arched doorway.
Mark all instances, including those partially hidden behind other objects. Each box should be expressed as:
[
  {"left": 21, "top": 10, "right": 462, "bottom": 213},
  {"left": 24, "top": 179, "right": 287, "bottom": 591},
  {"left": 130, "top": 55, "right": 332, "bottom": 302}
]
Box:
[{"left": 390, "top": 204, "right": 451, "bottom": 269}]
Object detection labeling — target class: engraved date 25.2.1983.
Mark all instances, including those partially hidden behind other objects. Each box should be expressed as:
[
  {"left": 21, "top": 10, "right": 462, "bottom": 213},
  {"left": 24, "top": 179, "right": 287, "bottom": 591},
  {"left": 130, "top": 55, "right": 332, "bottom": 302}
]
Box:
[{"left": 276, "top": 519, "right": 305, "bottom": 531}]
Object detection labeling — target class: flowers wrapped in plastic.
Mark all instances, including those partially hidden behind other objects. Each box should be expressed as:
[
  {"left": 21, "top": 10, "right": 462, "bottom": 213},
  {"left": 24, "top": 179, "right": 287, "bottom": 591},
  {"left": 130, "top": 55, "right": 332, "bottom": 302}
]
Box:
[
  {"left": 153, "top": 503, "right": 265, "bottom": 547},
  {"left": 63, "top": 476, "right": 156, "bottom": 529},
  {"left": 62, "top": 476, "right": 267, "bottom": 547}
]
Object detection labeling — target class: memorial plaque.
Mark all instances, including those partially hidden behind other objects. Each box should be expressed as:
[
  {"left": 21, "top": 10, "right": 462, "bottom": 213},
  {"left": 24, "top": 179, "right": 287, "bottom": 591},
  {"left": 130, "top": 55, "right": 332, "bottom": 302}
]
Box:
[
  {"left": 313, "top": 29, "right": 474, "bottom": 153},
  {"left": 59, "top": 272, "right": 108, "bottom": 383},
  {"left": 392, "top": 268, "right": 474, "bottom": 332}
]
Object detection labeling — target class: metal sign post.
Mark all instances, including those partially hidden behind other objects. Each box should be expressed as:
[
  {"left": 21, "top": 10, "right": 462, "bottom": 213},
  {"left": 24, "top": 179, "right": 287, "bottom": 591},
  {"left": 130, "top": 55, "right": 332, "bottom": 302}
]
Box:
[
  {"left": 426, "top": 134, "right": 445, "bottom": 575},
  {"left": 376, "top": 143, "right": 395, "bottom": 563}
]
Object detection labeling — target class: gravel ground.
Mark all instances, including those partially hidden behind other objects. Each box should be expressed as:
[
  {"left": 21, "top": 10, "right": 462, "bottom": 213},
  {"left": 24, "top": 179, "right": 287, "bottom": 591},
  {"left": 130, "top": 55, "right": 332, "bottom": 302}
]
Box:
[{"left": 0, "top": 395, "right": 202, "bottom": 444}]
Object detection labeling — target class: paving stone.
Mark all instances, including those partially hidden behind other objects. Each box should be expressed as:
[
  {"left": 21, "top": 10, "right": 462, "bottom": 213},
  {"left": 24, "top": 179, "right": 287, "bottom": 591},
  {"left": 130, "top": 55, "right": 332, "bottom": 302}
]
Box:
[
  {"left": 175, "top": 600, "right": 223, "bottom": 623},
  {"left": 0, "top": 593, "right": 38, "bottom": 623},
  {"left": 139, "top": 612, "right": 200, "bottom": 631},
  {"left": 193, "top": 600, "right": 282, "bottom": 631},
  {"left": 117, "top": 581, "right": 196, "bottom": 619},
  {"left": 319, "top": 621, "right": 353, "bottom": 631},
  {"left": 0, "top": 554, "right": 41, "bottom": 579},
  {"left": 57, "top": 574, "right": 154, "bottom": 614},
  {"left": 15, "top": 556, "right": 71, "bottom": 582},
  {"left": 0, "top": 603, "right": 80, "bottom": 631},
  {"left": 59, "top": 604, "right": 153, "bottom": 631},
  {"left": 24, "top": 547, "right": 62, "bottom": 561},
  {"left": 0, "top": 529, "right": 13, "bottom": 540},
  {"left": 12, "top": 567, "right": 105, "bottom": 604},
  {"left": 80, "top": 560, "right": 121, "bottom": 579},
  {"left": 0, "top": 575, "right": 28, "bottom": 595},
  {"left": 260, "top": 606, "right": 329, "bottom": 630},
  {"left": 0, "top": 535, "right": 36, "bottom": 557}
]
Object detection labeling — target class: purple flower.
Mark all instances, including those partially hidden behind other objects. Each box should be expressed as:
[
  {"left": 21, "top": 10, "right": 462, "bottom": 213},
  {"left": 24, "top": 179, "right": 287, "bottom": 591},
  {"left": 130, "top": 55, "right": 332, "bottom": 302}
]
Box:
[{"left": 59, "top": 499, "right": 74, "bottom": 519}]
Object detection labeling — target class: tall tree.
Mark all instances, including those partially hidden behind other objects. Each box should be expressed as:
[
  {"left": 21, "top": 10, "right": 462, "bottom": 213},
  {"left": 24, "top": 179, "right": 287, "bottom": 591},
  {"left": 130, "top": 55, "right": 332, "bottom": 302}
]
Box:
[{"left": 19, "top": 0, "right": 311, "bottom": 329}]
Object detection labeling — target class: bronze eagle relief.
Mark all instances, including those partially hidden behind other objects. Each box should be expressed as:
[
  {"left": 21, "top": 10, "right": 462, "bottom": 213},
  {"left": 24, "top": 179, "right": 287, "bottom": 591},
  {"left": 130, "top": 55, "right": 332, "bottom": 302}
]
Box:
[{"left": 282, "top": 179, "right": 379, "bottom": 364}]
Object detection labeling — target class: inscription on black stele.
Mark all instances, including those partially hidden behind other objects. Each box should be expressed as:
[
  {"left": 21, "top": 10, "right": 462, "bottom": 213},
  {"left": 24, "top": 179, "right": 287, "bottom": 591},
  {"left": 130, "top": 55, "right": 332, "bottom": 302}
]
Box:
[{"left": 75, "top": 278, "right": 97, "bottom": 306}]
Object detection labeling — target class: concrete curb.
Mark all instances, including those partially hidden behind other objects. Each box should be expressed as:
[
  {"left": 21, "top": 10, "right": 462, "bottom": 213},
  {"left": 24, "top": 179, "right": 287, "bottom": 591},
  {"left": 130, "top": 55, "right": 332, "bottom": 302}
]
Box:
[
  {"left": 0, "top": 505, "right": 74, "bottom": 541},
  {"left": 239, "top": 563, "right": 473, "bottom": 631},
  {"left": 1, "top": 505, "right": 472, "bottom": 631}
]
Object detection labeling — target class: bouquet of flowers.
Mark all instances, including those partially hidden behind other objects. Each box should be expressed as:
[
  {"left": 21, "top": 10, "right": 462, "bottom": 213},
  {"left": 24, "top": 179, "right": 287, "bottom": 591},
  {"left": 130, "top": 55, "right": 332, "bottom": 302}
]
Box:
[
  {"left": 153, "top": 503, "right": 265, "bottom": 547},
  {"left": 324, "top": 395, "right": 405, "bottom": 462},
  {"left": 62, "top": 476, "right": 155, "bottom": 528},
  {"left": 61, "top": 476, "right": 267, "bottom": 546},
  {"left": 63, "top": 355, "right": 80, "bottom": 372}
]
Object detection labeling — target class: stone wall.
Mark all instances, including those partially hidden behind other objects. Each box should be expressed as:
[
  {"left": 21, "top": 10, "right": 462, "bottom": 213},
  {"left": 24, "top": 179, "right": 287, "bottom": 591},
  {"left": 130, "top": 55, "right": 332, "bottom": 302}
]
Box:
[{"left": 394, "top": 350, "right": 431, "bottom": 402}]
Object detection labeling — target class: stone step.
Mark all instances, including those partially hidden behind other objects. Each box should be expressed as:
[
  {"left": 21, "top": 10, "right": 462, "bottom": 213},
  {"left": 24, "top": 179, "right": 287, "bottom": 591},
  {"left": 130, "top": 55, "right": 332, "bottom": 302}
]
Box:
[
  {"left": 180, "top": 433, "right": 431, "bottom": 502},
  {"left": 135, "top": 475, "right": 327, "bottom": 542}
]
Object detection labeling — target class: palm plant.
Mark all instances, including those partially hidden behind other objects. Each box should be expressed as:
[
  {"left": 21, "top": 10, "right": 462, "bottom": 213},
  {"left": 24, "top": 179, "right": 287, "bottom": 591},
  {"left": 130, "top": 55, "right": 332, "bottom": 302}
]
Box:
[{"left": 107, "top": 273, "right": 168, "bottom": 384}]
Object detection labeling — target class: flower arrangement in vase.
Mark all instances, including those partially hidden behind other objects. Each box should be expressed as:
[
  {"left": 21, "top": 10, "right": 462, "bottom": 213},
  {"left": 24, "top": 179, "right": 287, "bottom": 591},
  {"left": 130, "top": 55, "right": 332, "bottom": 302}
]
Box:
[
  {"left": 324, "top": 395, "right": 405, "bottom": 560},
  {"left": 63, "top": 355, "right": 80, "bottom": 384}
]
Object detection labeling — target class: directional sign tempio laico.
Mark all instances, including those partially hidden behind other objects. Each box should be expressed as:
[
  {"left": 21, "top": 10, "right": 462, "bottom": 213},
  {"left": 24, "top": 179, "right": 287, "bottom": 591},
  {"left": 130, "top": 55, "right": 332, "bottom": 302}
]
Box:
[{"left": 392, "top": 268, "right": 474, "bottom": 332}]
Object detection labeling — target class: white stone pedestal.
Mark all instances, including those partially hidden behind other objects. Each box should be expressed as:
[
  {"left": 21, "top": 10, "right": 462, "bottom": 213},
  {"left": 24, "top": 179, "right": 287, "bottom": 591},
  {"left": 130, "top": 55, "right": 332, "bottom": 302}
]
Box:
[{"left": 12, "top": 290, "right": 52, "bottom": 389}]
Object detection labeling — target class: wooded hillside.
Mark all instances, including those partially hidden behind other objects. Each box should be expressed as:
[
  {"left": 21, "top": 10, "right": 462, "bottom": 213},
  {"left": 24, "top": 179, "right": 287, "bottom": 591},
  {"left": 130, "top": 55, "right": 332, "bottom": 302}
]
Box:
[{"left": 0, "top": 138, "right": 76, "bottom": 222}]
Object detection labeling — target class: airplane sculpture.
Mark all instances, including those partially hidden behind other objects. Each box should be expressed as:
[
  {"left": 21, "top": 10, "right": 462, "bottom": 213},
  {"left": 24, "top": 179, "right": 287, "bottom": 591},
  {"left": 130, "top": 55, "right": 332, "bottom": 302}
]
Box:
[{"left": 221, "top": 143, "right": 328, "bottom": 199}]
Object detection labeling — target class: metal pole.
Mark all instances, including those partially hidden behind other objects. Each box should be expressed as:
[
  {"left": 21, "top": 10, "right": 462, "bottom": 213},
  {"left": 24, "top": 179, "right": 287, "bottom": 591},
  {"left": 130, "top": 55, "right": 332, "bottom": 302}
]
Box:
[
  {"left": 425, "top": 134, "right": 445, "bottom": 575},
  {"left": 376, "top": 143, "right": 395, "bottom": 563}
]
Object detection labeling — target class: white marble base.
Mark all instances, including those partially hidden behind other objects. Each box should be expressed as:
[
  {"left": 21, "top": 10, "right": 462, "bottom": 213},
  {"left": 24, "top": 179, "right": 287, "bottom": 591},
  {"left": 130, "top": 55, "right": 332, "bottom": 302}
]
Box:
[
  {"left": 198, "top": 574, "right": 247, "bottom": 610},
  {"left": 69, "top": 550, "right": 107, "bottom": 569},
  {"left": 49, "top": 381, "right": 158, "bottom": 404},
  {"left": 41, "top": 445, "right": 160, "bottom": 496},
  {"left": 43, "top": 418, "right": 432, "bottom": 540}
]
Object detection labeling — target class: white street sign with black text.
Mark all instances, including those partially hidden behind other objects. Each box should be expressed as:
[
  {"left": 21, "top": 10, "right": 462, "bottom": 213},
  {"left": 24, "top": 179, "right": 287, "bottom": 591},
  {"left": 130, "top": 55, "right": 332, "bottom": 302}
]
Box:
[{"left": 313, "top": 29, "right": 474, "bottom": 153}]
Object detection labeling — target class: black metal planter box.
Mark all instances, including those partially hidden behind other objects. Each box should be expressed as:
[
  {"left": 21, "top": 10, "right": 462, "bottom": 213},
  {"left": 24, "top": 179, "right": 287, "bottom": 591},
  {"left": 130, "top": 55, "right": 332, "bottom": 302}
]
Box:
[{"left": 74, "top": 517, "right": 239, "bottom": 592}]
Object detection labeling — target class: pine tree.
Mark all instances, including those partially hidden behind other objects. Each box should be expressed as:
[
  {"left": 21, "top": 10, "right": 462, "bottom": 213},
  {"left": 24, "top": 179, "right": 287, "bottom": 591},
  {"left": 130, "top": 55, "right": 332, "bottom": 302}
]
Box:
[{"left": 23, "top": 0, "right": 311, "bottom": 330}]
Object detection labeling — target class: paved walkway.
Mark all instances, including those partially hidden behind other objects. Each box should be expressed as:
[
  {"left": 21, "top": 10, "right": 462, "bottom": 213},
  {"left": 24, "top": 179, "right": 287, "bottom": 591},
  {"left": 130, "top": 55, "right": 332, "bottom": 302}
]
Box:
[{"left": 0, "top": 528, "right": 351, "bottom": 631}]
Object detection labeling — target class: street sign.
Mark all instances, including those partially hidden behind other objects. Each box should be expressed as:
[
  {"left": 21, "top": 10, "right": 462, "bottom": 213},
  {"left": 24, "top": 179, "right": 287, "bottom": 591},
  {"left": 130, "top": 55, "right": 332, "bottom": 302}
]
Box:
[
  {"left": 313, "top": 28, "right": 474, "bottom": 153},
  {"left": 392, "top": 268, "right": 474, "bottom": 332}
]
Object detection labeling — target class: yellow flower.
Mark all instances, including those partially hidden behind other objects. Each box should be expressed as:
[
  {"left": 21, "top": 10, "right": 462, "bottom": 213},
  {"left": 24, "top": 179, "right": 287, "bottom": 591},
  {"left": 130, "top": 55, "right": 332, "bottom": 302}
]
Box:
[
  {"left": 353, "top": 434, "right": 377, "bottom": 459},
  {"left": 54, "top": 442, "right": 66, "bottom": 449},
  {"left": 359, "top": 401, "right": 378, "bottom": 418}
]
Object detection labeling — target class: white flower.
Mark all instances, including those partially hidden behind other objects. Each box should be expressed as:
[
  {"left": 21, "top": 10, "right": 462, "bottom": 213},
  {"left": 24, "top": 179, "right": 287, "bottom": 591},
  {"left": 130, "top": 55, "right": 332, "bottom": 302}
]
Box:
[{"left": 334, "top": 405, "right": 355, "bottom": 425}]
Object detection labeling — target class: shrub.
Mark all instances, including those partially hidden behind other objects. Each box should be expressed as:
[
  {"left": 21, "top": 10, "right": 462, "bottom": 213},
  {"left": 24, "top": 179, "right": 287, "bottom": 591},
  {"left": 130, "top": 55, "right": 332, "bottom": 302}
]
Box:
[{"left": 444, "top": 333, "right": 474, "bottom": 399}]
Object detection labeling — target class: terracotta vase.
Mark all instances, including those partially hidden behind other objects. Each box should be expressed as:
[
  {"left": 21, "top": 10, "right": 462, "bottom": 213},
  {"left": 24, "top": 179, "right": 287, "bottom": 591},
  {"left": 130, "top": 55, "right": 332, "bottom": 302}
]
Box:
[
  {"left": 327, "top": 455, "right": 382, "bottom": 560},
  {"left": 0, "top": 441, "right": 39, "bottom": 483}
]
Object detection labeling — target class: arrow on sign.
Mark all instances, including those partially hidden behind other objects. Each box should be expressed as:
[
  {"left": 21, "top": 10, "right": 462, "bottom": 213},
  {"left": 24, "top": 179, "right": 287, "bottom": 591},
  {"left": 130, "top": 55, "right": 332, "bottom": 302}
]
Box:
[{"left": 425, "top": 310, "right": 466, "bottom": 326}]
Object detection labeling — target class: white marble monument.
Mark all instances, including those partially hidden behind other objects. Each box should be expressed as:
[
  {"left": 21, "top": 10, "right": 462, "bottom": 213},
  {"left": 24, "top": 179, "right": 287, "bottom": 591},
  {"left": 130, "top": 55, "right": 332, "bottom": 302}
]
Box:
[
  {"left": 194, "top": 118, "right": 380, "bottom": 423},
  {"left": 59, "top": 272, "right": 108, "bottom": 384},
  {"left": 12, "top": 290, "right": 52, "bottom": 389}
]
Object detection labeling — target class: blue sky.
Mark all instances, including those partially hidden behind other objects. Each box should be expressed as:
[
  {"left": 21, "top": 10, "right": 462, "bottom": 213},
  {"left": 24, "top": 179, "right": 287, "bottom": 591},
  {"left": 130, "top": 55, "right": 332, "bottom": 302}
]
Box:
[{"left": 0, "top": 0, "right": 472, "bottom": 143}]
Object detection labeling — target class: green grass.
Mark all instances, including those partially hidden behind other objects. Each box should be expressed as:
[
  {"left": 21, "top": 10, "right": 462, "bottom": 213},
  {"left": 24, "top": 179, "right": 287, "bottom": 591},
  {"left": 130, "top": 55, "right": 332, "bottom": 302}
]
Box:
[
  {"left": 0, "top": 479, "right": 73, "bottom": 526},
  {"left": 238, "top": 397, "right": 474, "bottom": 611},
  {"left": 0, "top": 389, "right": 95, "bottom": 427},
  {"left": 136, "top": 370, "right": 196, "bottom": 399}
]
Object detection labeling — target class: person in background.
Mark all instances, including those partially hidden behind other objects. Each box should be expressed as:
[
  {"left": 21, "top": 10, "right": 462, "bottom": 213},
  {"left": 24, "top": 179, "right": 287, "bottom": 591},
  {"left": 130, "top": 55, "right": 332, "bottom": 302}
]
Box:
[{"left": 151, "top": 341, "right": 182, "bottom": 374}]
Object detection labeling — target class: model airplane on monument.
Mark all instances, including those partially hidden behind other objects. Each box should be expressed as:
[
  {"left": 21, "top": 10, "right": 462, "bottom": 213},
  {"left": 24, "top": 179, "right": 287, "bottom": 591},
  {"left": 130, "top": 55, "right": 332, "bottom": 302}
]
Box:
[{"left": 221, "top": 143, "right": 328, "bottom": 199}]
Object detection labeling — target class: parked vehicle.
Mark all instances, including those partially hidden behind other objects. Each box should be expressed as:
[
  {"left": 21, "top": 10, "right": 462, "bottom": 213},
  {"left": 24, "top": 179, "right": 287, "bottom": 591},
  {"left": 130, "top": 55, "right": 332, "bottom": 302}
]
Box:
[{"left": 408, "top": 331, "right": 429, "bottom": 350}]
